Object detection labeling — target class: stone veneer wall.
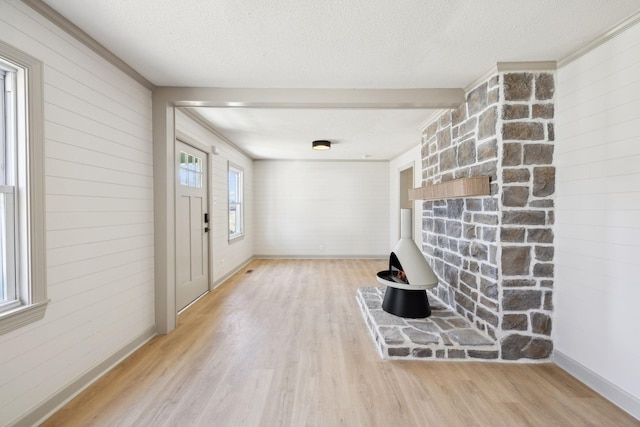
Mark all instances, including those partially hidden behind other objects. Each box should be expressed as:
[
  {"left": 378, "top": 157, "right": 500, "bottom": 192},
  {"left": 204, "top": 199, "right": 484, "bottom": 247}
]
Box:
[{"left": 421, "top": 71, "right": 555, "bottom": 360}]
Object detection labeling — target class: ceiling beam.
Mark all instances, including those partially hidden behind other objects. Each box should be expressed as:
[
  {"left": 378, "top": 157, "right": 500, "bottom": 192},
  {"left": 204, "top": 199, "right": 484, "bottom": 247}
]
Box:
[{"left": 154, "top": 87, "right": 465, "bottom": 109}]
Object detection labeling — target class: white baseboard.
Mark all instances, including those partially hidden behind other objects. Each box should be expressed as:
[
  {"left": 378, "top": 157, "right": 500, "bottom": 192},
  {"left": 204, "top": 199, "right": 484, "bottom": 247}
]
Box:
[
  {"left": 11, "top": 326, "right": 156, "bottom": 427},
  {"left": 254, "top": 255, "right": 387, "bottom": 259},
  {"left": 210, "top": 256, "right": 387, "bottom": 290},
  {"left": 554, "top": 350, "right": 640, "bottom": 421},
  {"left": 211, "top": 256, "right": 254, "bottom": 289}
]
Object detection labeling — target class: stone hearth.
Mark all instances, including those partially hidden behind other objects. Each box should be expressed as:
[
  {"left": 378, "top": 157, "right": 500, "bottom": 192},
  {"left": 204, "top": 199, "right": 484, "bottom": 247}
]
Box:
[{"left": 357, "top": 287, "right": 499, "bottom": 360}]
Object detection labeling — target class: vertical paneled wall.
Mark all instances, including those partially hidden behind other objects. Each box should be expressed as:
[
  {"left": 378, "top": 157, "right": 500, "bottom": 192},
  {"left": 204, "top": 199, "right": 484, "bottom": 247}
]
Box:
[
  {"left": 254, "top": 161, "right": 389, "bottom": 257},
  {"left": 0, "top": 1, "right": 154, "bottom": 425},
  {"left": 555, "top": 20, "right": 640, "bottom": 411}
]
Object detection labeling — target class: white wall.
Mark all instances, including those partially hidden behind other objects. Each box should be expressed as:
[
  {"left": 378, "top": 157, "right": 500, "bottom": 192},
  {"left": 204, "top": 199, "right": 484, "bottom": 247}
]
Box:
[
  {"left": 389, "top": 144, "right": 422, "bottom": 250},
  {"left": 254, "top": 161, "right": 389, "bottom": 257},
  {"left": 0, "top": 1, "right": 155, "bottom": 425},
  {"left": 176, "top": 110, "right": 254, "bottom": 284},
  {"left": 554, "top": 19, "right": 640, "bottom": 417}
]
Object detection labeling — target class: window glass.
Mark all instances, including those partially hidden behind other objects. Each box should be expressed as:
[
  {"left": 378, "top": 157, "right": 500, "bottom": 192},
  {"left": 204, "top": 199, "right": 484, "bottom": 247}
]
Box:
[
  {"left": 228, "top": 164, "right": 243, "bottom": 240},
  {"left": 178, "top": 150, "right": 203, "bottom": 189},
  {"left": 0, "top": 41, "right": 48, "bottom": 335},
  {"left": 0, "top": 64, "right": 17, "bottom": 310}
]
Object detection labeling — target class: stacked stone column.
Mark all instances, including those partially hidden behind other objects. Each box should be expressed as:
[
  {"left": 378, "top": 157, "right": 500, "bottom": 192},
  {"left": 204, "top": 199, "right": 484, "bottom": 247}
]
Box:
[{"left": 421, "top": 70, "right": 555, "bottom": 360}]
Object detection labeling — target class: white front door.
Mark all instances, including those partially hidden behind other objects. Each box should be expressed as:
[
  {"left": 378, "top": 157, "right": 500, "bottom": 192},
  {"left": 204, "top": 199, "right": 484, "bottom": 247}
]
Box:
[{"left": 176, "top": 140, "right": 209, "bottom": 312}]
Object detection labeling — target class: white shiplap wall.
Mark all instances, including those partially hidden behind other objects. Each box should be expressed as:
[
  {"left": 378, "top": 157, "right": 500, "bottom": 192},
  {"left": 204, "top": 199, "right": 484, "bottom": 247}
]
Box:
[
  {"left": 254, "top": 161, "right": 389, "bottom": 257},
  {"left": 0, "top": 1, "right": 154, "bottom": 425},
  {"left": 554, "top": 19, "right": 640, "bottom": 414},
  {"left": 175, "top": 110, "right": 254, "bottom": 284}
]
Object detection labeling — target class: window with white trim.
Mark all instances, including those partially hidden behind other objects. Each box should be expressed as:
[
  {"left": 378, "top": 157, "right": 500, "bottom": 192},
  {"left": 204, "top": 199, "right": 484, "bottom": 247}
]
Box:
[
  {"left": 0, "top": 41, "right": 47, "bottom": 335},
  {"left": 228, "top": 163, "right": 244, "bottom": 240},
  {"left": 1, "top": 62, "right": 18, "bottom": 311}
]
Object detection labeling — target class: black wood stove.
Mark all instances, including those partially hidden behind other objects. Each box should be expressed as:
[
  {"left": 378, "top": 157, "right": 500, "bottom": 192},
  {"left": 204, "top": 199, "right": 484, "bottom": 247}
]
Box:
[{"left": 376, "top": 209, "right": 438, "bottom": 318}]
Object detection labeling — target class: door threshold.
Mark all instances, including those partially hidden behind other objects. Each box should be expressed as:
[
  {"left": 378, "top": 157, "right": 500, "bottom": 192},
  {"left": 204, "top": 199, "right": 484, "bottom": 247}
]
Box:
[{"left": 177, "top": 290, "right": 210, "bottom": 315}]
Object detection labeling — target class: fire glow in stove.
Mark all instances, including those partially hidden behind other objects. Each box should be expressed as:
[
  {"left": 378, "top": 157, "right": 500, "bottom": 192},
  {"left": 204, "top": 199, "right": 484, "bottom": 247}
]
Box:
[{"left": 376, "top": 209, "right": 439, "bottom": 318}]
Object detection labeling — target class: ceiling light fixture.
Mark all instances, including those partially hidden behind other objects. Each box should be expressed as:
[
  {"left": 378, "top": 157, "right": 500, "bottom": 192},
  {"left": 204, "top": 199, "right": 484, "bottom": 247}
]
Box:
[{"left": 312, "top": 140, "right": 331, "bottom": 150}]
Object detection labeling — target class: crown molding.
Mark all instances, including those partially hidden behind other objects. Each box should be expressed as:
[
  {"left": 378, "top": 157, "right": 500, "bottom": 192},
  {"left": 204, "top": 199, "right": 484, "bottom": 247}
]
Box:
[
  {"left": 495, "top": 61, "right": 557, "bottom": 72},
  {"left": 419, "top": 109, "right": 449, "bottom": 132},
  {"left": 20, "top": 0, "right": 154, "bottom": 90},
  {"left": 464, "top": 61, "right": 557, "bottom": 93},
  {"left": 179, "top": 108, "right": 255, "bottom": 160},
  {"left": 464, "top": 65, "right": 499, "bottom": 93},
  {"left": 558, "top": 10, "right": 640, "bottom": 68},
  {"left": 422, "top": 60, "right": 559, "bottom": 132}
]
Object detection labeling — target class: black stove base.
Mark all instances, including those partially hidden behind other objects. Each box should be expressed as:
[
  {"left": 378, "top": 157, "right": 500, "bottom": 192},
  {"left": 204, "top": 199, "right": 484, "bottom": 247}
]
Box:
[{"left": 382, "top": 287, "right": 431, "bottom": 318}]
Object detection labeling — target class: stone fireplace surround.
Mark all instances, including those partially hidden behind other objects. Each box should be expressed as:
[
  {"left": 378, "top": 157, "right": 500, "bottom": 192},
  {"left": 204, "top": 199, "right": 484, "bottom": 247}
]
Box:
[{"left": 360, "top": 68, "right": 556, "bottom": 361}]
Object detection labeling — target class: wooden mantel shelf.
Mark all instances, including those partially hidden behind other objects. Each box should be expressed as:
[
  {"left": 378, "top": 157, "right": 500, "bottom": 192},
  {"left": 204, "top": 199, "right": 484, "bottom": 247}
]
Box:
[{"left": 409, "top": 176, "right": 491, "bottom": 201}]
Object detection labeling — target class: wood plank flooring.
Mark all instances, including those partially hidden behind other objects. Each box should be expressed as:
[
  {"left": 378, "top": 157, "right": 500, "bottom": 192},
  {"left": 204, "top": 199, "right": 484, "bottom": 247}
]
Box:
[{"left": 42, "top": 259, "right": 639, "bottom": 426}]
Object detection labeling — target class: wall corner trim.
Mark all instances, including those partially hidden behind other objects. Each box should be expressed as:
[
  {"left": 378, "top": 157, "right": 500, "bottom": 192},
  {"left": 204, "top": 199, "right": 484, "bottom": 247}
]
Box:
[
  {"left": 11, "top": 327, "right": 157, "bottom": 427},
  {"left": 554, "top": 350, "right": 640, "bottom": 421},
  {"left": 20, "top": 0, "right": 155, "bottom": 90}
]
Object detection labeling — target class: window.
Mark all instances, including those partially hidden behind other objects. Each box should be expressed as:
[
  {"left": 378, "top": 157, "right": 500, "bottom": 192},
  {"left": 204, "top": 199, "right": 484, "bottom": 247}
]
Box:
[
  {"left": 228, "top": 163, "right": 243, "bottom": 240},
  {"left": 0, "top": 41, "right": 47, "bottom": 336},
  {"left": 1, "top": 62, "right": 18, "bottom": 310},
  {"left": 179, "top": 151, "right": 203, "bottom": 188}
]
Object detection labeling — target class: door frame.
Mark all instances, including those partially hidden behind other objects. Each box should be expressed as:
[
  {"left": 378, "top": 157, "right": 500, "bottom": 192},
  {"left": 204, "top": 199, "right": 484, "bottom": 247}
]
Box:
[
  {"left": 398, "top": 161, "right": 418, "bottom": 242},
  {"left": 399, "top": 163, "right": 413, "bottom": 233},
  {"left": 175, "top": 131, "right": 214, "bottom": 305},
  {"left": 153, "top": 88, "right": 463, "bottom": 335}
]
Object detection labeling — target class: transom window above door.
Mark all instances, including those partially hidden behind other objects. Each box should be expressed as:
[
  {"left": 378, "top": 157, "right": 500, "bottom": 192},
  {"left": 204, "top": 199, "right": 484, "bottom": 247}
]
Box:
[{"left": 179, "top": 151, "right": 203, "bottom": 188}]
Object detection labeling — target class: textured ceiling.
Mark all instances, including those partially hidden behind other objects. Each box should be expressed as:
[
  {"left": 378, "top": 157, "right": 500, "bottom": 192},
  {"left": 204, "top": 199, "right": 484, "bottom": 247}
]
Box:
[
  {"left": 189, "top": 107, "right": 433, "bottom": 160},
  {"left": 42, "top": 0, "right": 640, "bottom": 159}
]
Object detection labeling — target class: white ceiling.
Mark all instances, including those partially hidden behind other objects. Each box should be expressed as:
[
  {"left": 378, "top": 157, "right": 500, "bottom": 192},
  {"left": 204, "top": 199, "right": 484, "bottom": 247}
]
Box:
[
  {"left": 188, "top": 107, "right": 433, "bottom": 160},
  {"left": 43, "top": 0, "right": 640, "bottom": 160}
]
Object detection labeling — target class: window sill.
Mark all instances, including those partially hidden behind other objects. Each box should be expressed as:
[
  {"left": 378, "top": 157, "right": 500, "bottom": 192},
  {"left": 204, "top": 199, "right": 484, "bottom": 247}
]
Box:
[
  {"left": 0, "top": 299, "right": 49, "bottom": 336},
  {"left": 229, "top": 234, "right": 245, "bottom": 244}
]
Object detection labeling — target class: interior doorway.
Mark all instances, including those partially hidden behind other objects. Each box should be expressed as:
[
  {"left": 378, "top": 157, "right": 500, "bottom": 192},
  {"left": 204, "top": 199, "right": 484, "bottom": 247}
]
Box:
[
  {"left": 175, "top": 139, "right": 210, "bottom": 312},
  {"left": 399, "top": 165, "right": 414, "bottom": 236}
]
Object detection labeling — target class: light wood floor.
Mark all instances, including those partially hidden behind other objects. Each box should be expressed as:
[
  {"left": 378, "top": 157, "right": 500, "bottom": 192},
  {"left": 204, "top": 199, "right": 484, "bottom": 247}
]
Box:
[{"left": 43, "top": 259, "right": 639, "bottom": 426}]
